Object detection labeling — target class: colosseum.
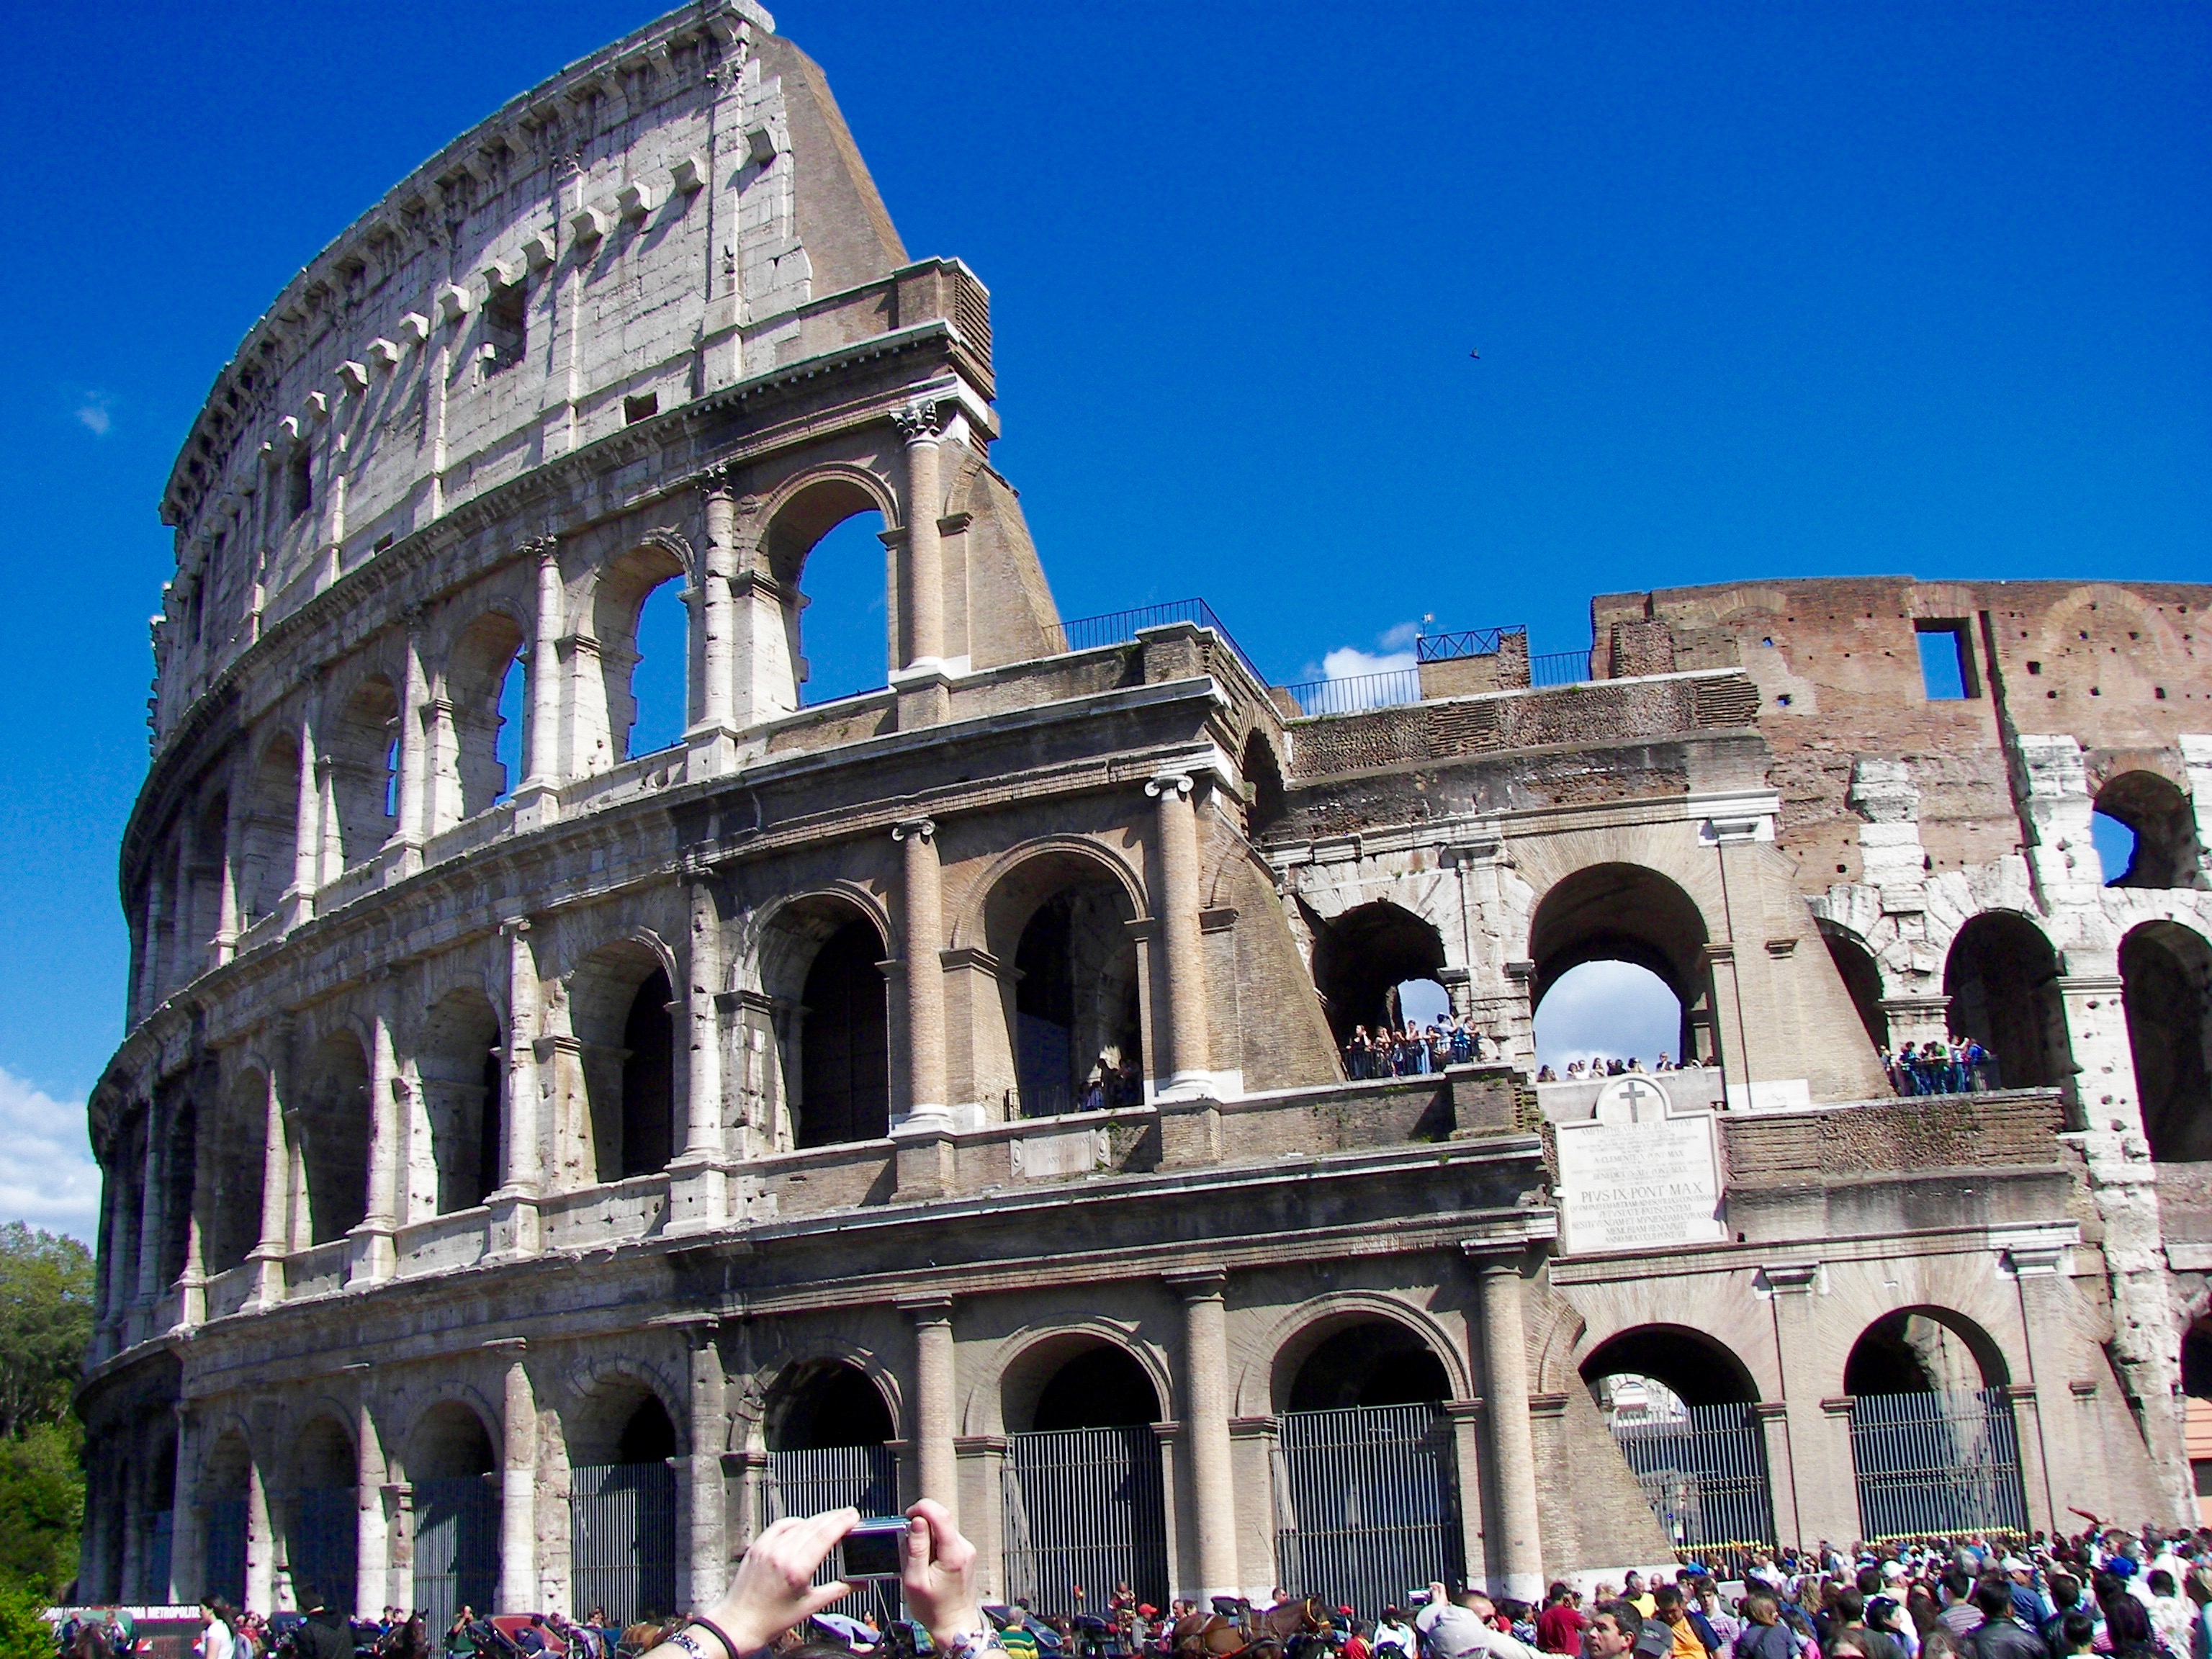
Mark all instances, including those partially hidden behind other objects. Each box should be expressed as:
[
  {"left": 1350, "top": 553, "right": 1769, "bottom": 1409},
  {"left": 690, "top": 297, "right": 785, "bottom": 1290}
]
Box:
[{"left": 77, "top": 0, "right": 2212, "bottom": 1626}]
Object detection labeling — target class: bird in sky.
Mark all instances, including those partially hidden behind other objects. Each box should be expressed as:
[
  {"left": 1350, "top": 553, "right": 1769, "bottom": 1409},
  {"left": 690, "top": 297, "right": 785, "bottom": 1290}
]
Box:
[{"left": 1468, "top": 349, "right": 1481, "bottom": 359}]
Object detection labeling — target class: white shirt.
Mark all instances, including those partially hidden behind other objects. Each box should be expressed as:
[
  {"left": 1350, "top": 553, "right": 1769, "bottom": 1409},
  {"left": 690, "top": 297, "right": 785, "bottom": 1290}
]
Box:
[
  {"left": 199, "top": 1620, "right": 233, "bottom": 1659},
  {"left": 1377, "top": 1624, "right": 1418, "bottom": 1656}
]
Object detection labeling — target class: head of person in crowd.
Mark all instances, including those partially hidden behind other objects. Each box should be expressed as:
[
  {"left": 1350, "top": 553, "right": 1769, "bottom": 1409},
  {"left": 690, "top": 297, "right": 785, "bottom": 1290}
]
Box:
[
  {"left": 2055, "top": 1612, "right": 2096, "bottom": 1657},
  {"left": 1971, "top": 1580, "right": 2015, "bottom": 1624},
  {"left": 1586, "top": 1603, "right": 1645, "bottom": 1659}
]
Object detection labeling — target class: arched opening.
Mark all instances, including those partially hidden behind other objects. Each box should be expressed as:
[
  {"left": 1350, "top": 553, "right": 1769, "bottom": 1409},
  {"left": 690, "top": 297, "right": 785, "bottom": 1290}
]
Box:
[
  {"left": 297, "top": 1032, "right": 369, "bottom": 1246},
  {"left": 2096, "top": 772, "right": 2202, "bottom": 889},
  {"left": 569, "top": 1385, "right": 678, "bottom": 1627},
  {"left": 984, "top": 853, "right": 1144, "bottom": 1117},
  {"left": 201, "top": 1071, "right": 267, "bottom": 1277},
  {"left": 494, "top": 652, "right": 526, "bottom": 801},
  {"left": 2121, "top": 922, "right": 2212, "bottom": 1161},
  {"left": 571, "top": 943, "right": 677, "bottom": 1184},
  {"left": 760, "top": 1361, "right": 899, "bottom": 1624},
  {"left": 2186, "top": 1323, "right": 2212, "bottom": 1524},
  {"left": 449, "top": 614, "right": 526, "bottom": 820},
  {"left": 1843, "top": 1308, "right": 2024, "bottom": 1538},
  {"left": 409, "top": 1403, "right": 498, "bottom": 1635},
  {"left": 243, "top": 732, "right": 300, "bottom": 925},
  {"left": 797, "top": 920, "right": 891, "bottom": 1148},
  {"left": 1239, "top": 730, "right": 1288, "bottom": 838},
  {"left": 328, "top": 675, "right": 399, "bottom": 868},
  {"left": 1534, "top": 961, "right": 1683, "bottom": 1076},
  {"left": 289, "top": 1416, "right": 356, "bottom": 1615},
  {"left": 181, "top": 792, "right": 229, "bottom": 977},
  {"left": 143, "top": 1426, "right": 176, "bottom": 1604},
  {"left": 1943, "top": 912, "right": 2070, "bottom": 1093},
  {"left": 765, "top": 478, "right": 891, "bottom": 709},
  {"left": 419, "top": 990, "right": 505, "bottom": 1213},
  {"left": 1531, "top": 864, "right": 1714, "bottom": 1073},
  {"left": 1817, "top": 922, "right": 1890, "bottom": 1054},
  {"left": 1002, "top": 1341, "right": 1168, "bottom": 1614},
  {"left": 1273, "top": 1318, "right": 1465, "bottom": 1614},
  {"left": 1310, "top": 901, "right": 1448, "bottom": 1053},
  {"left": 595, "top": 545, "right": 691, "bottom": 767},
  {"left": 1580, "top": 1325, "right": 1771, "bottom": 1562},
  {"left": 202, "top": 1431, "right": 251, "bottom": 1609}
]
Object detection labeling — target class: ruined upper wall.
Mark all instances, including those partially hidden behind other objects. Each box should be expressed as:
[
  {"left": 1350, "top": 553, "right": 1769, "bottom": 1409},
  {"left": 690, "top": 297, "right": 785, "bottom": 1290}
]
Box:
[
  {"left": 148, "top": 0, "right": 947, "bottom": 745},
  {"left": 1588, "top": 577, "right": 2212, "bottom": 889}
]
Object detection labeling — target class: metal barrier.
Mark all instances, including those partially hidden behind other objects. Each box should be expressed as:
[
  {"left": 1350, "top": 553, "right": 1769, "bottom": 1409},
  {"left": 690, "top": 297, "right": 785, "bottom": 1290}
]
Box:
[
  {"left": 1046, "top": 600, "right": 1265, "bottom": 685},
  {"left": 571, "top": 1461, "right": 678, "bottom": 1627},
  {"left": 205, "top": 1498, "right": 247, "bottom": 1609},
  {"left": 1002, "top": 1426, "right": 1169, "bottom": 1617},
  {"left": 1272, "top": 1403, "right": 1464, "bottom": 1614},
  {"left": 1849, "top": 1388, "right": 2028, "bottom": 1539},
  {"left": 141, "top": 1514, "right": 174, "bottom": 1606},
  {"left": 1279, "top": 670, "right": 1424, "bottom": 719},
  {"left": 1606, "top": 1403, "right": 1775, "bottom": 1569},
  {"left": 289, "top": 1488, "right": 358, "bottom": 1612},
  {"left": 764, "top": 1445, "right": 902, "bottom": 1629},
  {"left": 1529, "top": 650, "right": 1591, "bottom": 688},
  {"left": 413, "top": 1476, "right": 499, "bottom": 1633},
  {"left": 1416, "top": 626, "right": 1524, "bottom": 663}
]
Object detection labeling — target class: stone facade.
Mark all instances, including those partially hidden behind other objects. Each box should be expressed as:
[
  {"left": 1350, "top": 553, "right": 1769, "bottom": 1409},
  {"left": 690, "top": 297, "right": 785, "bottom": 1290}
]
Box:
[{"left": 78, "top": 0, "right": 2212, "bottom": 1619}]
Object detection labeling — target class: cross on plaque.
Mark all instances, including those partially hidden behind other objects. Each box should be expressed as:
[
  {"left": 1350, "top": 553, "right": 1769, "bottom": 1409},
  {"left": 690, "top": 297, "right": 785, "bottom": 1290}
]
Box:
[{"left": 1614, "top": 1077, "right": 1658, "bottom": 1120}]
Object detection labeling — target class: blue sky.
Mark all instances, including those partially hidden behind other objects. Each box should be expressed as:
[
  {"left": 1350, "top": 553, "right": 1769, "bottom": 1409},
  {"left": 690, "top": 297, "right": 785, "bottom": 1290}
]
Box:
[{"left": 0, "top": 1, "right": 2203, "bottom": 1237}]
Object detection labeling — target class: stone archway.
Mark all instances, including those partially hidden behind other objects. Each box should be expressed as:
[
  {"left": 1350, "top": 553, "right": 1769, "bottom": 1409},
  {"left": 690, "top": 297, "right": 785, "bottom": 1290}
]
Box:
[
  {"left": 1843, "top": 1308, "right": 2025, "bottom": 1539},
  {"left": 1943, "top": 912, "right": 2070, "bottom": 1092},
  {"left": 2121, "top": 921, "right": 2212, "bottom": 1161}
]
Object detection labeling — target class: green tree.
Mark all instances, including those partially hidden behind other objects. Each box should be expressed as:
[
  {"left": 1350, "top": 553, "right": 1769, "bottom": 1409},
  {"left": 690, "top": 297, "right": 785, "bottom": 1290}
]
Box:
[{"left": 0, "top": 1224, "right": 94, "bottom": 1441}]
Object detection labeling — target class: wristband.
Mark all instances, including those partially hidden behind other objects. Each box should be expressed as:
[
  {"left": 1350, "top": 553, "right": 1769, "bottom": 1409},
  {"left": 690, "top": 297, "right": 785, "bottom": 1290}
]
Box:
[{"left": 683, "top": 1618, "right": 745, "bottom": 1659}]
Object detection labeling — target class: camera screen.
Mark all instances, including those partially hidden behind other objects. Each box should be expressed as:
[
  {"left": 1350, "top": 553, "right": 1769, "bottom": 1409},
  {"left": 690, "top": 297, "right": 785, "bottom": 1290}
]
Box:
[{"left": 841, "top": 1526, "right": 904, "bottom": 1580}]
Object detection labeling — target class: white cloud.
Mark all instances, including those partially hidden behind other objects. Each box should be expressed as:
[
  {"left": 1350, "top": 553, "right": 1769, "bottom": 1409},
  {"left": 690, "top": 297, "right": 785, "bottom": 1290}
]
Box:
[
  {"left": 1321, "top": 643, "right": 1417, "bottom": 680},
  {"left": 74, "top": 392, "right": 113, "bottom": 436},
  {"left": 0, "top": 1067, "right": 101, "bottom": 1242},
  {"left": 1377, "top": 619, "right": 1422, "bottom": 652},
  {"left": 1533, "top": 960, "right": 1683, "bottom": 1071}
]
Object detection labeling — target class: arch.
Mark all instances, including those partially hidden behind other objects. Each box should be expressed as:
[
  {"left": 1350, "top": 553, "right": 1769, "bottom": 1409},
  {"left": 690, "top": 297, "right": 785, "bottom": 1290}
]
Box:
[
  {"left": 419, "top": 989, "right": 505, "bottom": 1211},
  {"left": 565, "top": 1371, "right": 685, "bottom": 1467},
  {"left": 2096, "top": 770, "right": 2203, "bottom": 889},
  {"left": 201, "top": 1428, "right": 253, "bottom": 1609},
  {"left": 1844, "top": 1306, "right": 2010, "bottom": 1395},
  {"left": 326, "top": 673, "right": 399, "bottom": 868},
  {"left": 570, "top": 935, "right": 678, "bottom": 1182},
  {"left": 242, "top": 730, "right": 300, "bottom": 924},
  {"left": 297, "top": 1030, "right": 370, "bottom": 1244},
  {"left": 1529, "top": 863, "right": 1714, "bottom": 1066},
  {"left": 446, "top": 612, "right": 527, "bottom": 818},
  {"left": 981, "top": 1323, "right": 1175, "bottom": 1439},
  {"left": 407, "top": 1399, "right": 499, "bottom": 1634},
  {"left": 2121, "top": 920, "right": 2212, "bottom": 1161},
  {"left": 180, "top": 790, "right": 230, "bottom": 976},
  {"left": 292, "top": 1412, "right": 356, "bottom": 1489},
  {"left": 593, "top": 542, "right": 692, "bottom": 764},
  {"left": 289, "top": 1413, "right": 358, "bottom": 1615},
  {"left": 1815, "top": 919, "right": 1890, "bottom": 1052},
  {"left": 404, "top": 1398, "right": 498, "bottom": 1482},
  {"left": 1238, "top": 729, "right": 1288, "bottom": 838},
  {"left": 768, "top": 473, "right": 896, "bottom": 706},
  {"left": 201, "top": 1069, "right": 268, "bottom": 1275},
  {"left": 1256, "top": 1295, "right": 1473, "bottom": 1417},
  {"left": 1578, "top": 1323, "right": 1759, "bottom": 1410},
  {"left": 1309, "top": 900, "right": 1447, "bottom": 1049},
  {"left": 957, "top": 836, "right": 1148, "bottom": 948},
  {"left": 762, "top": 1358, "right": 898, "bottom": 1452},
  {"left": 751, "top": 891, "right": 894, "bottom": 1151},
  {"left": 1943, "top": 910, "right": 2071, "bottom": 1092}
]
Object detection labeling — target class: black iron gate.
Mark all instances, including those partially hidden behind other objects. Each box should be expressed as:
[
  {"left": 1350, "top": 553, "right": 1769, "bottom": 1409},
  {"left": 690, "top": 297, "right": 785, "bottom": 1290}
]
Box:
[
  {"left": 1273, "top": 1403, "right": 1463, "bottom": 1611},
  {"left": 571, "top": 1462, "right": 678, "bottom": 1627},
  {"left": 1002, "top": 1427, "right": 1169, "bottom": 1617},
  {"left": 1606, "top": 1403, "right": 1775, "bottom": 1568},
  {"left": 291, "top": 1488, "right": 358, "bottom": 1613},
  {"left": 763, "top": 1445, "right": 901, "bottom": 1628},
  {"left": 413, "top": 1476, "right": 498, "bottom": 1631},
  {"left": 1849, "top": 1388, "right": 2028, "bottom": 1540},
  {"left": 205, "top": 1498, "right": 248, "bottom": 1608}
]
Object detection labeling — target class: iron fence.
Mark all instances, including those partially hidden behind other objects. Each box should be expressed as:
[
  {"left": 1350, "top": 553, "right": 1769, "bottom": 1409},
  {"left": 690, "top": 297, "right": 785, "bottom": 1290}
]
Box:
[
  {"left": 1002, "top": 1426, "right": 1169, "bottom": 1617},
  {"left": 764, "top": 1445, "right": 902, "bottom": 1629},
  {"left": 1848, "top": 1388, "right": 2028, "bottom": 1540},
  {"left": 1529, "top": 650, "right": 1591, "bottom": 688},
  {"left": 143, "top": 1513, "right": 174, "bottom": 1606},
  {"left": 1273, "top": 1403, "right": 1464, "bottom": 1614},
  {"left": 206, "top": 1498, "right": 248, "bottom": 1609},
  {"left": 1046, "top": 600, "right": 1264, "bottom": 685},
  {"left": 290, "top": 1487, "right": 358, "bottom": 1613},
  {"left": 1606, "top": 1403, "right": 1775, "bottom": 1571},
  {"left": 1279, "top": 669, "right": 1424, "bottom": 719},
  {"left": 571, "top": 1461, "right": 678, "bottom": 1627},
  {"left": 1416, "top": 626, "right": 1525, "bottom": 663},
  {"left": 413, "top": 1476, "right": 499, "bottom": 1632}
]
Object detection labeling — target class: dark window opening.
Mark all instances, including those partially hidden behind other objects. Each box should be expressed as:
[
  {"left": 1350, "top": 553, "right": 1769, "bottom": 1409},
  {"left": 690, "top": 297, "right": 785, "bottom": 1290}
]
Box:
[
  {"left": 1915, "top": 620, "right": 1977, "bottom": 700},
  {"left": 287, "top": 447, "right": 313, "bottom": 522},
  {"left": 616, "top": 1397, "right": 678, "bottom": 1464},
  {"left": 768, "top": 1362, "right": 895, "bottom": 1452},
  {"left": 1013, "top": 889, "right": 1143, "bottom": 1116},
  {"left": 624, "top": 392, "right": 660, "bottom": 424},
  {"left": 1032, "top": 1346, "right": 1161, "bottom": 1431},
  {"left": 1290, "top": 1323, "right": 1450, "bottom": 1411},
  {"left": 483, "top": 280, "right": 526, "bottom": 374},
  {"left": 619, "top": 968, "right": 675, "bottom": 1178},
  {"left": 796, "top": 921, "right": 889, "bottom": 1148}
]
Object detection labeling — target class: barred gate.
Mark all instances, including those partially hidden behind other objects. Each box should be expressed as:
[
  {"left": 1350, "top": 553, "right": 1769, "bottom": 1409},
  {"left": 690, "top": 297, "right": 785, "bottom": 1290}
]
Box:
[
  {"left": 143, "top": 1514, "right": 174, "bottom": 1605},
  {"left": 1606, "top": 1403, "right": 1775, "bottom": 1568},
  {"left": 1273, "top": 1403, "right": 1464, "bottom": 1613},
  {"left": 1848, "top": 1388, "right": 2028, "bottom": 1539},
  {"left": 205, "top": 1498, "right": 247, "bottom": 1608},
  {"left": 291, "top": 1488, "right": 359, "bottom": 1611},
  {"left": 763, "top": 1445, "right": 900, "bottom": 1628},
  {"left": 1002, "top": 1427, "right": 1169, "bottom": 1617},
  {"left": 413, "top": 1476, "right": 499, "bottom": 1632},
  {"left": 571, "top": 1462, "right": 678, "bottom": 1627}
]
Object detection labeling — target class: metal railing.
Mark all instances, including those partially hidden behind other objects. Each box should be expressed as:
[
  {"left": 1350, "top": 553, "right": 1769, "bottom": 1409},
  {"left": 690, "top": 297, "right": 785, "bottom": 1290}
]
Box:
[
  {"left": 1278, "top": 668, "right": 1424, "bottom": 718},
  {"left": 764, "top": 1444, "right": 903, "bottom": 1628},
  {"left": 1273, "top": 1402, "right": 1465, "bottom": 1612},
  {"left": 1416, "top": 625, "right": 1525, "bottom": 662},
  {"left": 1046, "top": 598, "right": 1265, "bottom": 685},
  {"left": 290, "top": 1486, "right": 359, "bottom": 1614},
  {"left": 1002, "top": 1425, "right": 1170, "bottom": 1616},
  {"left": 205, "top": 1498, "right": 248, "bottom": 1609},
  {"left": 413, "top": 1475, "right": 499, "bottom": 1635},
  {"left": 572, "top": 1460, "right": 679, "bottom": 1627},
  {"left": 1529, "top": 649, "right": 1592, "bottom": 687},
  {"left": 1607, "top": 1403, "right": 1776, "bottom": 1572},
  {"left": 1848, "top": 1388, "right": 2028, "bottom": 1540}
]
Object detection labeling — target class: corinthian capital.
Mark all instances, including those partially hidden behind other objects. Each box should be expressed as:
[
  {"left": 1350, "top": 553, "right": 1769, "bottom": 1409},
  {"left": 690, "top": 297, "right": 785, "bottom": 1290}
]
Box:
[{"left": 891, "top": 399, "right": 950, "bottom": 444}]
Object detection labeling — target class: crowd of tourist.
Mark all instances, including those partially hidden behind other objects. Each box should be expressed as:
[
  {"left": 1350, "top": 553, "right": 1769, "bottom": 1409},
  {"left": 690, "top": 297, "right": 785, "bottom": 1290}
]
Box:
[
  {"left": 1532, "top": 1055, "right": 1684, "bottom": 1084},
  {"left": 1343, "top": 1017, "right": 1490, "bottom": 1079},
  {"left": 1878, "top": 1039, "right": 1999, "bottom": 1098}
]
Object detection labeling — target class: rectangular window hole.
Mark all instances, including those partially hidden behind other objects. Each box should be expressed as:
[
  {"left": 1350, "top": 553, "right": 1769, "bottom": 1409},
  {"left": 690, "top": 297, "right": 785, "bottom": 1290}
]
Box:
[
  {"left": 483, "top": 280, "right": 527, "bottom": 374},
  {"left": 1915, "top": 619, "right": 1977, "bottom": 699},
  {"left": 624, "top": 391, "right": 660, "bottom": 424}
]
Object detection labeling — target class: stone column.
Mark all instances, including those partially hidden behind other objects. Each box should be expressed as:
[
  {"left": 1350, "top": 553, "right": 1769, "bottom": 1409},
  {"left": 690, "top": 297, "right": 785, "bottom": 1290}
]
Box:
[
  {"left": 685, "top": 1327, "right": 728, "bottom": 1610},
  {"left": 249, "top": 1061, "right": 292, "bottom": 1308},
  {"left": 356, "top": 1401, "right": 389, "bottom": 1619},
  {"left": 671, "top": 882, "right": 729, "bottom": 1234},
  {"left": 351, "top": 977, "right": 402, "bottom": 1285},
  {"left": 170, "top": 1404, "right": 200, "bottom": 1604},
  {"left": 499, "top": 1355, "right": 539, "bottom": 1614},
  {"left": 1762, "top": 1262, "right": 1857, "bottom": 1543},
  {"left": 894, "top": 820, "right": 948, "bottom": 1125},
  {"left": 1167, "top": 1270, "right": 1238, "bottom": 1599},
  {"left": 1146, "top": 775, "right": 1213, "bottom": 1097},
  {"left": 215, "top": 782, "right": 248, "bottom": 962},
  {"left": 2006, "top": 1241, "right": 2069, "bottom": 1533},
  {"left": 134, "top": 1101, "right": 168, "bottom": 1310},
  {"left": 174, "top": 809, "right": 203, "bottom": 981},
  {"left": 696, "top": 483, "right": 737, "bottom": 734},
  {"left": 142, "top": 868, "right": 171, "bottom": 1012},
  {"left": 246, "top": 1448, "right": 275, "bottom": 1612},
  {"left": 390, "top": 619, "right": 432, "bottom": 871},
  {"left": 1470, "top": 1251, "right": 1542, "bottom": 1599},
  {"left": 894, "top": 405, "right": 945, "bottom": 669},
  {"left": 904, "top": 1298, "right": 958, "bottom": 1521},
  {"left": 517, "top": 538, "right": 565, "bottom": 819},
  {"left": 94, "top": 1171, "right": 127, "bottom": 1353},
  {"left": 289, "top": 709, "right": 321, "bottom": 921},
  {"left": 493, "top": 920, "right": 544, "bottom": 1258}
]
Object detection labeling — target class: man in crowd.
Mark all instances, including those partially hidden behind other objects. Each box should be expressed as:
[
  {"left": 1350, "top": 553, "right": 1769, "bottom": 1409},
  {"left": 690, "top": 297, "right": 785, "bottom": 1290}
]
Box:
[{"left": 1534, "top": 1583, "right": 1586, "bottom": 1655}]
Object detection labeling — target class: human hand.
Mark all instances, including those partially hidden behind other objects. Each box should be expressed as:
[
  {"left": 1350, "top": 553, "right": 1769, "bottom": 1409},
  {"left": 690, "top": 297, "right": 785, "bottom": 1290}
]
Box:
[
  {"left": 707, "top": 1507, "right": 860, "bottom": 1652},
  {"left": 1428, "top": 1586, "right": 1449, "bottom": 1612},
  {"left": 902, "top": 1499, "right": 987, "bottom": 1645}
]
